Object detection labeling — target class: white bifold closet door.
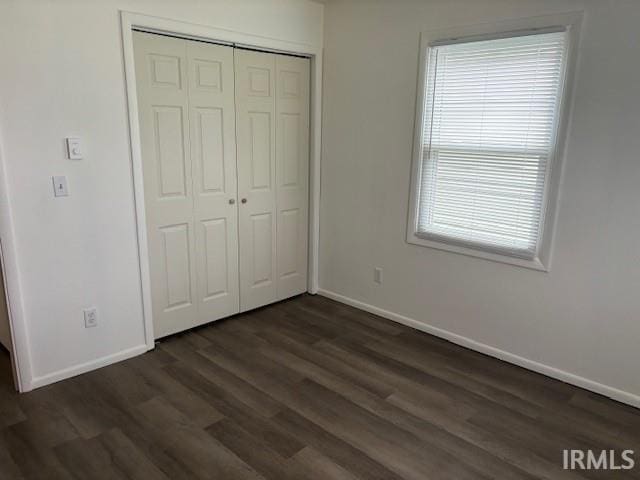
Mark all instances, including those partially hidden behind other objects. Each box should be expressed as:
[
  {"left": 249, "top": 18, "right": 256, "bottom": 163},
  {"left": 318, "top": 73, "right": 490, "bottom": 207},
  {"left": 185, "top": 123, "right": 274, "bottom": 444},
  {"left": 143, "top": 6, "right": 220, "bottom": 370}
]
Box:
[
  {"left": 134, "top": 32, "right": 310, "bottom": 338},
  {"left": 234, "top": 50, "right": 309, "bottom": 311},
  {"left": 134, "top": 32, "right": 239, "bottom": 338}
]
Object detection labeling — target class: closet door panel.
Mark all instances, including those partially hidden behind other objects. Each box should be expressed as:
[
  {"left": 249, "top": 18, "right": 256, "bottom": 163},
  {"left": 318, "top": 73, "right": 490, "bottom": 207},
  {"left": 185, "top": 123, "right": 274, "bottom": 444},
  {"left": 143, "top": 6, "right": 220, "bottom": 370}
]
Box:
[
  {"left": 187, "top": 40, "right": 240, "bottom": 324},
  {"left": 200, "top": 218, "right": 230, "bottom": 298},
  {"left": 235, "top": 50, "right": 277, "bottom": 311},
  {"left": 133, "top": 32, "right": 198, "bottom": 338},
  {"left": 195, "top": 107, "right": 225, "bottom": 193},
  {"left": 160, "top": 223, "right": 192, "bottom": 308},
  {"left": 276, "top": 55, "right": 310, "bottom": 299}
]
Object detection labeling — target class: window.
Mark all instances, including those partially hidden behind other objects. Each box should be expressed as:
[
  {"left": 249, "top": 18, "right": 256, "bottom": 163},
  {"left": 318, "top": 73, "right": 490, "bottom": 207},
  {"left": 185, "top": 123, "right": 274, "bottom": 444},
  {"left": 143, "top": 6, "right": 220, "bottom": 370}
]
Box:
[{"left": 408, "top": 22, "right": 575, "bottom": 269}]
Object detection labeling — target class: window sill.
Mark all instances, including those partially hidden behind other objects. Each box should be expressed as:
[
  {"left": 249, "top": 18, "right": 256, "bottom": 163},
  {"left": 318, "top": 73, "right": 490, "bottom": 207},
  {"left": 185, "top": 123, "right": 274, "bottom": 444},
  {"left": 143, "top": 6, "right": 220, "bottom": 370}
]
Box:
[{"left": 406, "top": 232, "right": 549, "bottom": 272}]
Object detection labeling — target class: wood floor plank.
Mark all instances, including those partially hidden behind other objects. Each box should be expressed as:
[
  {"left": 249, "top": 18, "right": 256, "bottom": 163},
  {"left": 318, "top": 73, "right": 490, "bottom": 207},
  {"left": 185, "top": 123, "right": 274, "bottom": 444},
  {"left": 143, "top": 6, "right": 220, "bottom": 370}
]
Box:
[
  {"left": 394, "top": 329, "right": 575, "bottom": 403},
  {"left": 95, "top": 428, "right": 172, "bottom": 480},
  {"left": 0, "top": 431, "right": 27, "bottom": 480},
  {"left": 1, "top": 295, "right": 639, "bottom": 479},
  {"left": 386, "top": 392, "right": 595, "bottom": 480},
  {"left": 272, "top": 407, "right": 406, "bottom": 480},
  {"left": 115, "top": 406, "right": 203, "bottom": 480},
  {"left": 300, "top": 295, "right": 404, "bottom": 335},
  {"left": 315, "top": 337, "right": 506, "bottom": 417},
  {"left": 291, "top": 377, "right": 491, "bottom": 480},
  {"left": 569, "top": 390, "right": 640, "bottom": 433},
  {"left": 54, "top": 436, "right": 131, "bottom": 480},
  {"left": 259, "top": 338, "right": 538, "bottom": 480},
  {"left": 1, "top": 426, "right": 75, "bottom": 480},
  {"left": 204, "top": 399, "right": 305, "bottom": 459},
  {"left": 6, "top": 403, "right": 79, "bottom": 450},
  {"left": 206, "top": 417, "right": 290, "bottom": 480},
  {"left": 0, "top": 394, "right": 26, "bottom": 429},
  {"left": 162, "top": 424, "right": 266, "bottom": 480},
  {"left": 317, "top": 336, "right": 545, "bottom": 419},
  {"left": 358, "top": 336, "right": 547, "bottom": 417},
  {"left": 276, "top": 300, "right": 403, "bottom": 344},
  {"left": 53, "top": 373, "right": 141, "bottom": 439},
  {"left": 283, "top": 446, "right": 361, "bottom": 480},
  {"left": 128, "top": 360, "right": 225, "bottom": 428},
  {"left": 257, "top": 327, "right": 396, "bottom": 398},
  {"left": 467, "top": 407, "right": 639, "bottom": 480},
  {"left": 206, "top": 346, "right": 484, "bottom": 480},
  {"left": 164, "top": 353, "right": 284, "bottom": 419}
]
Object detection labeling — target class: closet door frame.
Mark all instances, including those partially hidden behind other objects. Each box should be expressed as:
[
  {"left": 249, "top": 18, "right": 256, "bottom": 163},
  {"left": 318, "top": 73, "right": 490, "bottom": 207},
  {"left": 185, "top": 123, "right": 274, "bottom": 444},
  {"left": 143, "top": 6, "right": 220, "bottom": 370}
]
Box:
[{"left": 121, "top": 11, "right": 322, "bottom": 349}]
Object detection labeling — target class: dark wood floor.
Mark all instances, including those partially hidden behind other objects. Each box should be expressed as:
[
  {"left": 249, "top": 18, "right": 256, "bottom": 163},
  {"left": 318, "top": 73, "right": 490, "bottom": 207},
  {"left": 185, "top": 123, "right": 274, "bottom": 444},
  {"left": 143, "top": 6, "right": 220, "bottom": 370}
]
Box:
[{"left": 1, "top": 294, "right": 639, "bottom": 479}]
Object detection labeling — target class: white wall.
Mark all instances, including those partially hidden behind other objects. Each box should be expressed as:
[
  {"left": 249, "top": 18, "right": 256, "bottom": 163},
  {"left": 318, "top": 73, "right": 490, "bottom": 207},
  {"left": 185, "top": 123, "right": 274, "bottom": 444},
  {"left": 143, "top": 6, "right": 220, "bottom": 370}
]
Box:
[
  {"left": 0, "top": 0, "right": 323, "bottom": 389},
  {"left": 320, "top": 0, "right": 640, "bottom": 405}
]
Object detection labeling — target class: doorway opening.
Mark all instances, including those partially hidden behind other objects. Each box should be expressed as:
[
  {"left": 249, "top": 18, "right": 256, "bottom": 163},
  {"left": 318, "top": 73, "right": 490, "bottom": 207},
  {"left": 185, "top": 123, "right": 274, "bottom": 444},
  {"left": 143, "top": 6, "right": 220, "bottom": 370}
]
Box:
[{"left": 0, "top": 242, "right": 18, "bottom": 391}]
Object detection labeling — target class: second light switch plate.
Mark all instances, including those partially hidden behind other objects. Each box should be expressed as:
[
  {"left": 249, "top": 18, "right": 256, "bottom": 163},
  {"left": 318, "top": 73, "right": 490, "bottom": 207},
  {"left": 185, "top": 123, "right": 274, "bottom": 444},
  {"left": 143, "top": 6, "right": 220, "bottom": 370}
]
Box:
[
  {"left": 66, "top": 137, "right": 82, "bottom": 160},
  {"left": 52, "top": 176, "right": 69, "bottom": 197}
]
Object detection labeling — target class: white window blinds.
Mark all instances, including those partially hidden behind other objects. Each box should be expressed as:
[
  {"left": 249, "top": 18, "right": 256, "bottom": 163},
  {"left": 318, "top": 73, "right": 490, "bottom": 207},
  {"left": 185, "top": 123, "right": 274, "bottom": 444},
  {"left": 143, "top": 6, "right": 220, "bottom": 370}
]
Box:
[{"left": 416, "top": 30, "right": 568, "bottom": 259}]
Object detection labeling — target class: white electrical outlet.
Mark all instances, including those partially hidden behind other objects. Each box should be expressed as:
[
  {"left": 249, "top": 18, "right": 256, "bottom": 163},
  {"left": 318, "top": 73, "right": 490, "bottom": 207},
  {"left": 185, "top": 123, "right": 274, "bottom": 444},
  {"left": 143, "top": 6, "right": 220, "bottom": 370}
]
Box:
[
  {"left": 83, "top": 308, "right": 98, "bottom": 328},
  {"left": 374, "top": 267, "right": 383, "bottom": 284}
]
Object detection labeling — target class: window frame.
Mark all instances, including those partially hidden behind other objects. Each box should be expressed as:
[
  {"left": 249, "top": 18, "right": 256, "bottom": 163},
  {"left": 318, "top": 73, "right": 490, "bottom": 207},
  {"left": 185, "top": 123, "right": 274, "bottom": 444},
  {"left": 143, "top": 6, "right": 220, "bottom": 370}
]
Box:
[{"left": 407, "top": 13, "right": 582, "bottom": 271}]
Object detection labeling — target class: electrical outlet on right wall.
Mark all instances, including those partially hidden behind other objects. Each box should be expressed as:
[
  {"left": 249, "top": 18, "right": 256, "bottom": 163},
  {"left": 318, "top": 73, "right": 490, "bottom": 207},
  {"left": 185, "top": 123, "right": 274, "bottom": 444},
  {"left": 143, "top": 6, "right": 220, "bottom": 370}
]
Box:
[
  {"left": 83, "top": 308, "right": 98, "bottom": 328},
  {"left": 373, "top": 267, "right": 383, "bottom": 285}
]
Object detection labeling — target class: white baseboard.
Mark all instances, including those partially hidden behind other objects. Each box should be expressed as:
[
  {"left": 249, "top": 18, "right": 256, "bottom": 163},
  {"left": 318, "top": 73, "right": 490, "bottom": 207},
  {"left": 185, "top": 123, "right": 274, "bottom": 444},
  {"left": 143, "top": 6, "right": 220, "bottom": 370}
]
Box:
[
  {"left": 318, "top": 289, "right": 640, "bottom": 409},
  {"left": 28, "top": 344, "right": 148, "bottom": 391}
]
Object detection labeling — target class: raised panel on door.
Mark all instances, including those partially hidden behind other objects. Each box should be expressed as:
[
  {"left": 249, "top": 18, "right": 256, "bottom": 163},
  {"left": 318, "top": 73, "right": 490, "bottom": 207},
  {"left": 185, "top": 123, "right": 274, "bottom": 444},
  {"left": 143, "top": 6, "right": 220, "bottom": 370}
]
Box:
[
  {"left": 235, "top": 49, "right": 277, "bottom": 311},
  {"left": 195, "top": 107, "right": 225, "bottom": 193},
  {"left": 133, "top": 31, "right": 198, "bottom": 338},
  {"left": 160, "top": 223, "right": 193, "bottom": 309},
  {"left": 154, "top": 106, "right": 188, "bottom": 197},
  {"left": 276, "top": 55, "right": 310, "bottom": 299},
  {"left": 250, "top": 212, "right": 274, "bottom": 286},
  {"left": 201, "top": 218, "right": 229, "bottom": 298},
  {"left": 187, "top": 40, "right": 240, "bottom": 324},
  {"left": 249, "top": 112, "right": 272, "bottom": 190}
]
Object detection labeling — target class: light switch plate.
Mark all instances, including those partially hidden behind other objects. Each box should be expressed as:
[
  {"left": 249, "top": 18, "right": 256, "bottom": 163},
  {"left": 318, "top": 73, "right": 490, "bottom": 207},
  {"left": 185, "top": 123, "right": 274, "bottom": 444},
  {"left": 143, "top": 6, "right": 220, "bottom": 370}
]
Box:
[
  {"left": 52, "top": 176, "right": 69, "bottom": 197},
  {"left": 66, "top": 137, "right": 82, "bottom": 160}
]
